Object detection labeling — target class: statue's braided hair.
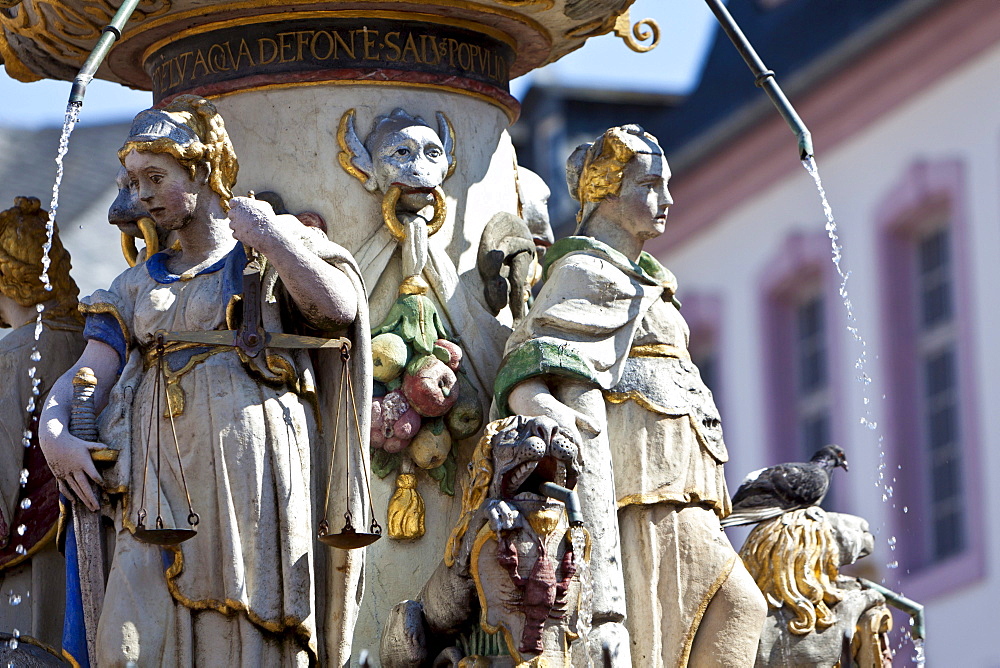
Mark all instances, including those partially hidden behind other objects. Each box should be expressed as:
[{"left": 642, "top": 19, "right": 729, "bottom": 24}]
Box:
[
  {"left": 566, "top": 124, "right": 661, "bottom": 226},
  {"left": 0, "top": 197, "right": 81, "bottom": 324},
  {"left": 118, "top": 95, "right": 238, "bottom": 211},
  {"left": 739, "top": 507, "right": 845, "bottom": 635}
]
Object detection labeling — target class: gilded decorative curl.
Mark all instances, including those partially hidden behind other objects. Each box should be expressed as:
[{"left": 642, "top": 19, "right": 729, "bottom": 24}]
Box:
[
  {"left": 118, "top": 95, "right": 238, "bottom": 212},
  {"left": 0, "top": 196, "right": 81, "bottom": 324},
  {"left": 443, "top": 415, "right": 519, "bottom": 567},
  {"left": 613, "top": 13, "right": 660, "bottom": 53},
  {"left": 739, "top": 508, "right": 844, "bottom": 635}
]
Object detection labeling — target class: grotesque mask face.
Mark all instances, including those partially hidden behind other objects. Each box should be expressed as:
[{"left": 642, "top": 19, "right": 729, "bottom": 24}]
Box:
[
  {"left": 489, "top": 415, "right": 580, "bottom": 502},
  {"left": 109, "top": 166, "right": 148, "bottom": 238},
  {"left": 371, "top": 125, "right": 449, "bottom": 194}
]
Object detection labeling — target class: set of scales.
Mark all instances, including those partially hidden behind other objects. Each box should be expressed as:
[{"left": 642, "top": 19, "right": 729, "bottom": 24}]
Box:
[{"left": 78, "top": 212, "right": 381, "bottom": 551}]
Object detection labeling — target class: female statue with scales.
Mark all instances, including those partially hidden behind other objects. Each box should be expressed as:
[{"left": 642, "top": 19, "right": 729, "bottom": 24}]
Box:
[{"left": 39, "top": 96, "right": 372, "bottom": 666}]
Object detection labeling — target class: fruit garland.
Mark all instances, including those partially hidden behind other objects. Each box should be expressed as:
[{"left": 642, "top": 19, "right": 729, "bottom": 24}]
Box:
[{"left": 370, "top": 293, "right": 483, "bottom": 539}]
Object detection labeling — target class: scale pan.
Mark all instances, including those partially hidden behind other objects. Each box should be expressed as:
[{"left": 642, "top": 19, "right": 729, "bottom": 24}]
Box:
[
  {"left": 134, "top": 527, "right": 197, "bottom": 546},
  {"left": 318, "top": 527, "right": 381, "bottom": 549}
]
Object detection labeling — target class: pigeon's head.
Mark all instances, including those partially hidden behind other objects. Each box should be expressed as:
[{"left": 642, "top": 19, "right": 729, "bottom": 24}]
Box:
[{"left": 812, "top": 444, "right": 849, "bottom": 472}]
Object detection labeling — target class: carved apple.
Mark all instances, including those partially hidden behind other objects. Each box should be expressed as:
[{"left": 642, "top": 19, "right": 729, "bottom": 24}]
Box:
[
  {"left": 393, "top": 406, "right": 422, "bottom": 442},
  {"left": 402, "top": 355, "right": 459, "bottom": 417},
  {"left": 410, "top": 422, "right": 452, "bottom": 469},
  {"left": 372, "top": 332, "right": 410, "bottom": 382},
  {"left": 371, "top": 390, "right": 421, "bottom": 450},
  {"left": 384, "top": 437, "right": 407, "bottom": 454},
  {"left": 370, "top": 398, "right": 387, "bottom": 449},
  {"left": 445, "top": 372, "right": 483, "bottom": 440},
  {"left": 433, "top": 338, "right": 463, "bottom": 371}
]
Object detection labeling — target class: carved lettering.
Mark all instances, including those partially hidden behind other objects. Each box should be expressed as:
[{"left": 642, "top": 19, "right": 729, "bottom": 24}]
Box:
[
  {"left": 208, "top": 43, "right": 229, "bottom": 72},
  {"left": 311, "top": 30, "right": 334, "bottom": 60},
  {"left": 333, "top": 30, "right": 355, "bottom": 59},
  {"left": 420, "top": 34, "right": 440, "bottom": 66},
  {"left": 295, "top": 31, "right": 312, "bottom": 62},
  {"left": 192, "top": 49, "right": 212, "bottom": 77},
  {"left": 258, "top": 37, "right": 278, "bottom": 65},
  {"left": 402, "top": 33, "right": 422, "bottom": 65},
  {"left": 362, "top": 27, "right": 379, "bottom": 60},
  {"left": 235, "top": 39, "right": 256, "bottom": 70},
  {"left": 146, "top": 18, "right": 514, "bottom": 100},
  {"left": 383, "top": 31, "right": 402, "bottom": 62}
]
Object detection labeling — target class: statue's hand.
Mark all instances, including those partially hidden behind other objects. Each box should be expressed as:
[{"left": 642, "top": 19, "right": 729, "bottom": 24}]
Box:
[
  {"left": 228, "top": 196, "right": 301, "bottom": 253},
  {"left": 41, "top": 431, "right": 104, "bottom": 512},
  {"left": 507, "top": 378, "right": 601, "bottom": 446}
]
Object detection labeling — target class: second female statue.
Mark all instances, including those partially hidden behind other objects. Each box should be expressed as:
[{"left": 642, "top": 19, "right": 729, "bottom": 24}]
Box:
[{"left": 495, "top": 125, "right": 766, "bottom": 666}]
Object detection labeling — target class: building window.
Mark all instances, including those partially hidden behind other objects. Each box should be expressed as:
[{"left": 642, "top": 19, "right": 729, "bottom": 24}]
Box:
[
  {"left": 915, "top": 228, "right": 964, "bottom": 561},
  {"left": 761, "top": 232, "right": 842, "bottom": 510},
  {"left": 876, "top": 159, "right": 982, "bottom": 597},
  {"left": 794, "top": 295, "right": 832, "bottom": 462}
]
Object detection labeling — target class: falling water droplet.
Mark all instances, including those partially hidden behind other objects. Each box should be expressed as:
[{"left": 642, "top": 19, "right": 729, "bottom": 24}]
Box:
[
  {"left": 24, "top": 398, "right": 35, "bottom": 413},
  {"left": 7, "top": 638, "right": 17, "bottom": 650},
  {"left": 7, "top": 592, "right": 21, "bottom": 606},
  {"left": 888, "top": 536, "right": 897, "bottom": 550},
  {"left": 19, "top": 498, "right": 31, "bottom": 510},
  {"left": 887, "top": 560, "right": 898, "bottom": 569},
  {"left": 14, "top": 545, "right": 26, "bottom": 555},
  {"left": 903, "top": 506, "right": 909, "bottom": 513},
  {"left": 16, "top": 525, "right": 25, "bottom": 537},
  {"left": 11, "top": 630, "right": 18, "bottom": 640},
  {"left": 19, "top": 469, "right": 28, "bottom": 485},
  {"left": 29, "top": 351, "right": 40, "bottom": 362}
]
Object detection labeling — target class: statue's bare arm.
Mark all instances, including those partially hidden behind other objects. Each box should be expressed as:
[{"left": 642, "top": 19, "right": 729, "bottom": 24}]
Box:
[
  {"left": 228, "top": 196, "right": 357, "bottom": 331},
  {"left": 507, "top": 378, "right": 600, "bottom": 446},
  {"left": 38, "top": 339, "right": 119, "bottom": 512}
]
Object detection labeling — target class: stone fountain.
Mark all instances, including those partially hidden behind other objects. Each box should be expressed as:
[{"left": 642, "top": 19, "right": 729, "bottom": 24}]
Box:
[
  {"left": 0, "top": 1, "right": 926, "bottom": 666},
  {"left": 0, "top": 0, "right": 663, "bottom": 664}
]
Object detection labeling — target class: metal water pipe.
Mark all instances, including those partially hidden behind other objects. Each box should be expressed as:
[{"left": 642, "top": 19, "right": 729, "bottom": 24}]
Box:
[
  {"left": 858, "top": 577, "right": 926, "bottom": 642},
  {"left": 68, "top": 0, "right": 143, "bottom": 106},
  {"left": 705, "top": 0, "right": 814, "bottom": 160}
]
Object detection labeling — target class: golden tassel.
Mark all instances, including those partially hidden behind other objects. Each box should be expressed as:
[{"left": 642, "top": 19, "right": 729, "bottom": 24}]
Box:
[{"left": 388, "top": 473, "right": 425, "bottom": 539}]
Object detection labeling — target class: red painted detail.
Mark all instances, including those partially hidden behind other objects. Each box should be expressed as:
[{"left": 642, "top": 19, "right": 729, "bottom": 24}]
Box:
[
  {"left": 0, "top": 415, "right": 60, "bottom": 570},
  {"left": 158, "top": 67, "right": 521, "bottom": 120}
]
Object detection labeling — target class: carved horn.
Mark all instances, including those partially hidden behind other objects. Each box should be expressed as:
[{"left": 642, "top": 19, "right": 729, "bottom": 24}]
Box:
[
  {"left": 337, "top": 109, "right": 376, "bottom": 191},
  {"left": 437, "top": 111, "right": 456, "bottom": 180}
]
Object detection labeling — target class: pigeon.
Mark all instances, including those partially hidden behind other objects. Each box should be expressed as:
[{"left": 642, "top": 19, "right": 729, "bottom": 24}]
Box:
[{"left": 720, "top": 445, "right": 849, "bottom": 528}]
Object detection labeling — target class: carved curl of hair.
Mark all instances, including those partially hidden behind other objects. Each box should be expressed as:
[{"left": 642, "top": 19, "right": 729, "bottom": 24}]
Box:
[
  {"left": 118, "top": 95, "right": 238, "bottom": 211},
  {"left": 566, "top": 124, "right": 660, "bottom": 225},
  {"left": 739, "top": 507, "right": 844, "bottom": 635},
  {"left": 0, "top": 197, "right": 81, "bottom": 323},
  {"left": 443, "top": 415, "right": 520, "bottom": 568}
]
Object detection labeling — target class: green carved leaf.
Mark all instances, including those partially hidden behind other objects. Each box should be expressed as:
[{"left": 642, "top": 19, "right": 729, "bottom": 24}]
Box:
[
  {"left": 428, "top": 448, "right": 457, "bottom": 496},
  {"left": 371, "top": 448, "right": 401, "bottom": 479}
]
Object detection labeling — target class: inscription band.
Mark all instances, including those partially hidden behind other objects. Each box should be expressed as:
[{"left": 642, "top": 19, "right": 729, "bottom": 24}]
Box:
[{"left": 144, "top": 15, "right": 516, "bottom": 106}]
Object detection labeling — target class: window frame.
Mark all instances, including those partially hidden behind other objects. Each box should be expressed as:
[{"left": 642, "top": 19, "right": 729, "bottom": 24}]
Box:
[{"left": 875, "top": 159, "right": 984, "bottom": 598}]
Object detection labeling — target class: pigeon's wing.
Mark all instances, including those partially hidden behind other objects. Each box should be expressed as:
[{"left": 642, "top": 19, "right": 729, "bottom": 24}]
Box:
[
  {"left": 767, "top": 462, "right": 829, "bottom": 507},
  {"left": 720, "top": 504, "right": 786, "bottom": 527},
  {"left": 723, "top": 462, "right": 827, "bottom": 528}
]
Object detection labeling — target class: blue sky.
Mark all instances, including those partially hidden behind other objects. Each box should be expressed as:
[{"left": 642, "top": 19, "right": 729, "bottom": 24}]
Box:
[{"left": 0, "top": 0, "right": 719, "bottom": 128}]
